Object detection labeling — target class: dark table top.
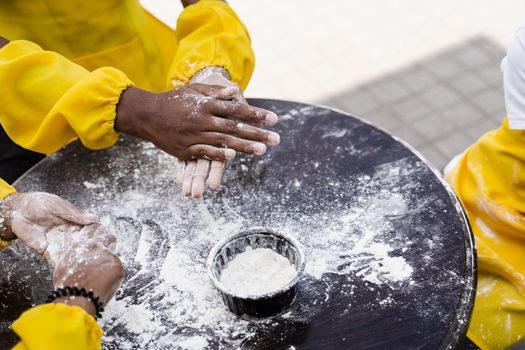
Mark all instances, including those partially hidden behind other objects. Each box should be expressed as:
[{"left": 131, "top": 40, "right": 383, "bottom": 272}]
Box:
[{"left": 0, "top": 99, "right": 475, "bottom": 349}]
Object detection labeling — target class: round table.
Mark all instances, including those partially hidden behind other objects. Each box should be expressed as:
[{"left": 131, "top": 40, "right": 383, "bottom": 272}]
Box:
[{"left": 0, "top": 99, "right": 475, "bottom": 349}]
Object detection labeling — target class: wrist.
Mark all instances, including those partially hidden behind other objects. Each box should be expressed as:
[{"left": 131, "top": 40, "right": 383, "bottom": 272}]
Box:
[
  {"left": 0, "top": 193, "right": 17, "bottom": 241},
  {"left": 55, "top": 296, "right": 97, "bottom": 316},
  {"left": 114, "top": 86, "right": 155, "bottom": 137},
  {"left": 190, "top": 66, "right": 231, "bottom": 84}
]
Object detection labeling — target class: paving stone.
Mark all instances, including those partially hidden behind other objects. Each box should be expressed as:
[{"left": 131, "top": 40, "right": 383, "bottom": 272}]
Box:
[
  {"left": 333, "top": 89, "right": 381, "bottom": 115},
  {"left": 411, "top": 111, "right": 458, "bottom": 140},
  {"left": 448, "top": 71, "right": 490, "bottom": 96},
  {"left": 391, "top": 97, "right": 433, "bottom": 121},
  {"left": 439, "top": 102, "right": 484, "bottom": 127},
  {"left": 469, "top": 88, "right": 505, "bottom": 115},
  {"left": 470, "top": 37, "right": 504, "bottom": 59},
  {"left": 435, "top": 132, "right": 475, "bottom": 159},
  {"left": 465, "top": 117, "right": 502, "bottom": 140},
  {"left": 420, "top": 85, "right": 461, "bottom": 109},
  {"left": 455, "top": 44, "right": 494, "bottom": 68},
  {"left": 476, "top": 63, "right": 503, "bottom": 85},
  {"left": 398, "top": 66, "right": 437, "bottom": 92},
  {"left": 425, "top": 55, "right": 465, "bottom": 80},
  {"left": 367, "top": 78, "right": 412, "bottom": 104}
]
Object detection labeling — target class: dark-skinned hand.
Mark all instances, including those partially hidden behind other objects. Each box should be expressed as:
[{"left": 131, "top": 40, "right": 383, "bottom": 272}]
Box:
[
  {"left": 115, "top": 84, "right": 279, "bottom": 162},
  {"left": 175, "top": 69, "right": 277, "bottom": 198}
]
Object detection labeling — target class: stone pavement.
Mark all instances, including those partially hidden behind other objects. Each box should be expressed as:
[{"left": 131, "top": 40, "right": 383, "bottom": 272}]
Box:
[{"left": 320, "top": 36, "right": 506, "bottom": 169}]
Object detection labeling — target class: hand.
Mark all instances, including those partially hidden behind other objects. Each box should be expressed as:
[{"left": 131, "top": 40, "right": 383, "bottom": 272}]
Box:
[
  {"left": 176, "top": 68, "right": 275, "bottom": 198},
  {"left": 114, "top": 84, "right": 280, "bottom": 161},
  {"left": 0, "top": 192, "right": 97, "bottom": 255},
  {"left": 175, "top": 157, "right": 226, "bottom": 198},
  {"left": 53, "top": 224, "right": 123, "bottom": 315}
]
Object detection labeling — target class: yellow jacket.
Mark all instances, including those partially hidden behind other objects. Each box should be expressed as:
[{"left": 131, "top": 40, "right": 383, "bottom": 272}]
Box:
[
  {"left": 445, "top": 118, "right": 525, "bottom": 349},
  {"left": 0, "top": 0, "right": 254, "bottom": 348}
]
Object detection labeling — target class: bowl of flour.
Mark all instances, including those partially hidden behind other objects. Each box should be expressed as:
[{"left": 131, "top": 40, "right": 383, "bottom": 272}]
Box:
[{"left": 207, "top": 228, "right": 305, "bottom": 319}]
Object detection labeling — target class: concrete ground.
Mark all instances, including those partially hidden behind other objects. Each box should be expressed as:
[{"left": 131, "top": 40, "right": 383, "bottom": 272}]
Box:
[{"left": 142, "top": 0, "right": 524, "bottom": 169}]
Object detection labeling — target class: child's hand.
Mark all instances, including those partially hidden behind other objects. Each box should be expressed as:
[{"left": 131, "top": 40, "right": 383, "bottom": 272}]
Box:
[
  {"left": 175, "top": 158, "right": 226, "bottom": 198},
  {"left": 175, "top": 68, "right": 279, "bottom": 198},
  {"left": 53, "top": 224, "right": 123, "bottom": 311},
  {"left": 0, "top": 192, "right": 97, "bottom": 254},
  {"left": 114, "top": 83, "right": 278, "bottom": 162}
]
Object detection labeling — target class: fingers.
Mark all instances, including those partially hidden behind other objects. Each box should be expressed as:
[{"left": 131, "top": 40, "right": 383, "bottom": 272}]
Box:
[
  {"left": 210, "top": 118, "right": 280, "bottom": 147},
  {"left": 186, "top": 144, "right": 236, "bottom": 162},
  {"left": 175, "top": 159, "right": 185, "bottom": 185},
  {"left": 48, "top": 195, "right": 98, "bottom": 225},
  {"left": 191, "top": 159, "right": 211, "bottom": 199},
  {"left": 201, "top": 132, "right": 268, "bottom": 156},
  {"left": 77, "top": 224, "right": 100, "bottom": 239},
  {"left": 207, "top": 161, "right": 226, "bottom": 190},
  {"left": 210, "top": 100, "right": 279, "bottom": 126},
  {"left": 189, "top": 84, "right": 275, "bottom": 123},
  {"left": 177, "top": 159, "right": 223, "bottom": 197},
  {"left": 182, "top": 161, "right": 197, "bottom": 196}
]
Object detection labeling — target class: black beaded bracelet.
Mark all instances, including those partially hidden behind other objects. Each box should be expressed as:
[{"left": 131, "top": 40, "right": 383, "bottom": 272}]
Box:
[{"left": 46, "top": 286, "right": 104, "bottom": 319}]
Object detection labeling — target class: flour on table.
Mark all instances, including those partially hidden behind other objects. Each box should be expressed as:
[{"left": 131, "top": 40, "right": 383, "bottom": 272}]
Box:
[
  {"left": 220, "top": 247, "right": 297, "bottom": 297},
  {"left": 83, "top": 181, "right": 101, "bottom": 189}
]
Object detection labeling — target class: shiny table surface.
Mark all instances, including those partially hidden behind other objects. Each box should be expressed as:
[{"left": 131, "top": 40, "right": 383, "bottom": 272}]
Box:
[{"left": 0, "top": 99, "right": 475, "bottom": 349}]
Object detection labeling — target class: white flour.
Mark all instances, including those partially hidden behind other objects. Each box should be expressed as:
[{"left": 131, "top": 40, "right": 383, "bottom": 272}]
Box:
[
  {"left": 44, "top": 225, "right": 69, "bottom": 266},
  {"left": 219, "top": 247, "right": 297, "bottom": 297}
]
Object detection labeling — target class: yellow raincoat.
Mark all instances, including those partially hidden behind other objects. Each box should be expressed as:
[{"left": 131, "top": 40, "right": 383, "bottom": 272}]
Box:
[
  {"left": 445, "top": 118, "right": 525, "bottom": 349},
  {"left": 0, "top": 0, "right": 254, "bottom": 348}
]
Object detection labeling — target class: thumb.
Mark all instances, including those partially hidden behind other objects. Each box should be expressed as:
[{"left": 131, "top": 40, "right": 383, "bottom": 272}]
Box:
[{"left": 49, "top": 197, "right": 98, "bottom": 225}]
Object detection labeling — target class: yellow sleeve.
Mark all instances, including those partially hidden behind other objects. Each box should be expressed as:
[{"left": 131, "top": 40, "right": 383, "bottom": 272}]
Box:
[
  {"left": 168, "top": 0, "right": 255, "bottom": 90},
  {"left": 445, "top": 117, "right": 525, "bottom": 349},
  {"left": 12, "top": 303, "right": 102, "bottom": 350},
  {"left": 0, "top": 40, "right": 134, "bottom": 155},
  {"left": 0, "top": 178, "right": 15, "bottom": 200}
]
